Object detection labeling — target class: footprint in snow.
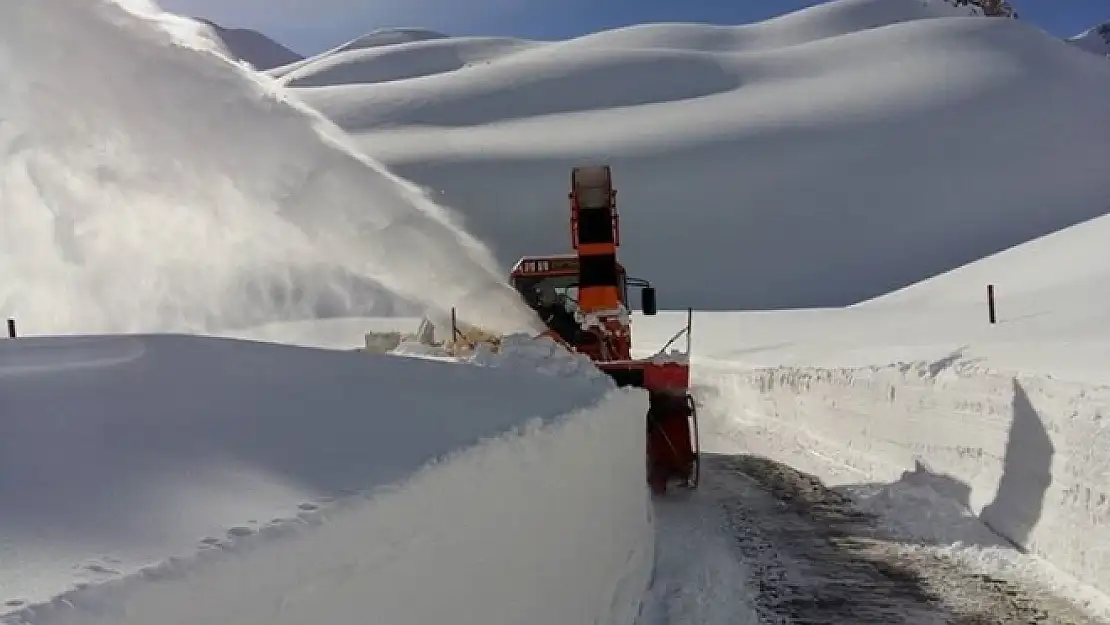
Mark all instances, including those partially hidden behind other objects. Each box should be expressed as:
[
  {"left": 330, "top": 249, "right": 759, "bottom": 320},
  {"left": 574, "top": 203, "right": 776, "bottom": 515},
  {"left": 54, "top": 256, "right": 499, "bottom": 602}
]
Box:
[{"left": 227, "top": 526, "right": 255, "bottom": 538}]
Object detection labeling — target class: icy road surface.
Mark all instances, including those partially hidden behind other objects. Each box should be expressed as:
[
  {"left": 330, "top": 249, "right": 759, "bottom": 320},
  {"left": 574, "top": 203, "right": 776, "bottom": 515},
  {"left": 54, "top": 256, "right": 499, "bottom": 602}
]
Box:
[
  {"left": 639, "top": 379, "right": 1105, "bottom": 625},
  {"left": 654, "top": 452, "right": 1102, "bottom": 624}
]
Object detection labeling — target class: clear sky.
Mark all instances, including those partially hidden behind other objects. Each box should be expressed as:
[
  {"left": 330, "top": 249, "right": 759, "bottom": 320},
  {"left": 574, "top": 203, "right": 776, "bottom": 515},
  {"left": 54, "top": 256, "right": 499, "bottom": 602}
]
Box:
[{"left": 156, "top": 0, "right": 1109, "bottom": 57}]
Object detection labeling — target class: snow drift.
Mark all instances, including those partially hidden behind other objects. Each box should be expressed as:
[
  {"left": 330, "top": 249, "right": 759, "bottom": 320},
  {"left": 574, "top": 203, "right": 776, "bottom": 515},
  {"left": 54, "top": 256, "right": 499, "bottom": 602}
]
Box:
[
  {"left": 0, "top": 0, "right": 539, "bottom": 338},
  {"left": 289, "top": 0, "right": 1110, "bottom": 311},
  {"left": 0, "top": 334, "right": 652, "bottom": 625}
]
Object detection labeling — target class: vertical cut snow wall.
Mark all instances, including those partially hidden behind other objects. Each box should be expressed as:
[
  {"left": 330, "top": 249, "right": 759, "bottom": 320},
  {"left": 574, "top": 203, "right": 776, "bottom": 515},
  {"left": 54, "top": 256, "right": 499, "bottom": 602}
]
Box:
[
  {"left": 10, "top": 387, "right": 654, "bottom": 625},
  {"left": 717, "top": 364, "right": 1110, "bottom": 597}
]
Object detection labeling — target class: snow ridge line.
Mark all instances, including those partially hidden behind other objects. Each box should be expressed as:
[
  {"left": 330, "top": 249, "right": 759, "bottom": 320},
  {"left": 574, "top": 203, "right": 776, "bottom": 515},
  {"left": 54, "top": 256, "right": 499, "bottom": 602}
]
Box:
[
  {"left": 2, "top": 387, "right": 653, "bottom": 625},
  {"left": 712, "top": 359, "right": 1110, "bottom": 600}
]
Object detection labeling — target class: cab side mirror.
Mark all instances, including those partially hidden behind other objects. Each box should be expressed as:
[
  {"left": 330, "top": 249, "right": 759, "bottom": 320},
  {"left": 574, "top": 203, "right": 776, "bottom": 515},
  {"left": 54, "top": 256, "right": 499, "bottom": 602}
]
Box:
[{"left": 641, "top": 286, "right": 657, "bottom": 316}]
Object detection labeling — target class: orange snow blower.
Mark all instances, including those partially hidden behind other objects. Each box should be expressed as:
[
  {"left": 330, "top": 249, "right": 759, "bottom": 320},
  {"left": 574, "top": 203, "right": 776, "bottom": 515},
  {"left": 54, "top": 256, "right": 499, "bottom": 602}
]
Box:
[{"left": 508, "top": 165, "right": 699, "bottom": 494}]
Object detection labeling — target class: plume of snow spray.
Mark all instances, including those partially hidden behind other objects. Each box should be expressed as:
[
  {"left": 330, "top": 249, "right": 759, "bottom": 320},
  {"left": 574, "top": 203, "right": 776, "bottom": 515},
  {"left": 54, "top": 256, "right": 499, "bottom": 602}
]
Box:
[{"left": 0, "top": 0, "right": 542, "bottom": 336}]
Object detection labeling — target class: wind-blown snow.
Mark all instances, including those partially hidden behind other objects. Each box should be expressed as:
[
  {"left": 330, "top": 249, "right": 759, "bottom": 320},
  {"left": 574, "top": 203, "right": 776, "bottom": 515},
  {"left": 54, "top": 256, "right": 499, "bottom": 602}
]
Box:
[
  {"left": 290, "top": 0, "right": 1110, "bottom": 311},
  {"left": 0, "top": 0, "right": 540, "bottom": 337},
  {"left": 0, "top": 334, "right": 652, "bottom": 625}
]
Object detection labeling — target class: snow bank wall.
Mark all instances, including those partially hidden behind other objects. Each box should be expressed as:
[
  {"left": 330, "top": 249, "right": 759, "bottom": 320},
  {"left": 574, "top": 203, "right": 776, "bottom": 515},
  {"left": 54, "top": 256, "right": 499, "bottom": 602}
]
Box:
[
  {"left": 1, "top": 334, "right": 653, "bottom": 625},
  {"left": 9, "top": 387, "right": 652, "bottom": 625},
  {"left": 717, "top": 363, "right": 1110, "bottom": 595}
]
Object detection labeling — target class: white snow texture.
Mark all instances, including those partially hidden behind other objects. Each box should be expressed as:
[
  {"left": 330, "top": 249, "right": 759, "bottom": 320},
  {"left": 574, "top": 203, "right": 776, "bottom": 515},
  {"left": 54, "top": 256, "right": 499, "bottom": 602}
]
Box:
[
  {"left": 0, "top": 0, "right": 540, "bottom": 337},
  {"left": 0, "top": 334, "right": 651, "bottom": 625},
  {"left": 1068, "top": 23, "right": 1110, "bottom": 57},
  {"left": 721, "top": 363, "right": 1110, "bottom": 597},
  {"left": 5, "top": 0, "right": 1110, "bottom": 622},
  {"left": 287, "top": 0, "right": 1110, "bottom": 311}
]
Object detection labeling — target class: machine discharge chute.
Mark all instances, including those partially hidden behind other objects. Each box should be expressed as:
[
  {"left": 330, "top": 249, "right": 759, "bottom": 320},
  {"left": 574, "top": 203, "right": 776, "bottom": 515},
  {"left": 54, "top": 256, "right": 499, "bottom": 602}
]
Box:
[{"left": 509, "top": 165, "right": 698, "bottom": 494}]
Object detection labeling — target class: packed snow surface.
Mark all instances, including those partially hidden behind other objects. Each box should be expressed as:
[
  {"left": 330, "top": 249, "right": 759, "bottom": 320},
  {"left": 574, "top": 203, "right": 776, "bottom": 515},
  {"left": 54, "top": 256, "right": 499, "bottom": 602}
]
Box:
[
  {"left": 0, "top": 0, "right": 540, "bottom": 338},
  {"left": 0, "top": 334, "right": 652, "bottom": 625},
  {"left": 289, "top": 0, "right": 1110, "bottom": 311}
]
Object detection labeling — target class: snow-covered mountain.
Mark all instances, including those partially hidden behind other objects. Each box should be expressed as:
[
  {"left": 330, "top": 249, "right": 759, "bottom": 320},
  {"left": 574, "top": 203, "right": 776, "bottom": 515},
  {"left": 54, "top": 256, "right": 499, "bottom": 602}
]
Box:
[
  {"left": 266, "top": 27, "right": 453, "bottom": 82},
  {"left": 193, "top": 18, "right": 304, "bottom": 70},
  {"left": 5, "top": 0, "right": 1110, "bottom": 623},
  {"left": 1068, "top": 22, "right": 1110, "bottom": 57},
  {"left": 282, "top": 0, "right": 1110, "bottom": 311}
]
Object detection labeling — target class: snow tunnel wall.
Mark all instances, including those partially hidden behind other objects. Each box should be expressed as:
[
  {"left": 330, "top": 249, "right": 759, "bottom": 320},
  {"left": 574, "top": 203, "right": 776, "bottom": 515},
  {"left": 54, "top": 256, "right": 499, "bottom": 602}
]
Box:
[
  {"left": 11, "top": 387, "right": 653, "bottom": 625},
  {"left": 715, "top": 363, "right": 1110, "bottom": 597}
]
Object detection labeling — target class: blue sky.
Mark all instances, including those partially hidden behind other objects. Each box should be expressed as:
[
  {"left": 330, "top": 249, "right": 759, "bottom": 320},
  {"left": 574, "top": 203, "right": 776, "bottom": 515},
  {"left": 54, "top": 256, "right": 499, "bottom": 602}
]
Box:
[{"left": 158, "top": 0, "right": 1108, "bottom": 56}]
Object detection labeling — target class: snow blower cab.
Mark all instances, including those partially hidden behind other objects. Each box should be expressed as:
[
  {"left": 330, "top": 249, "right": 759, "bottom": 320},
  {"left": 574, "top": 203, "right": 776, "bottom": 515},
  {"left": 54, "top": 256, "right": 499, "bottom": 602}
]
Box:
[
  {"left": 510, "top": 255, "right": 654, "bottom": 360},
  {"left": 509, "top": 165, "right": 699, "bottom": 494}
]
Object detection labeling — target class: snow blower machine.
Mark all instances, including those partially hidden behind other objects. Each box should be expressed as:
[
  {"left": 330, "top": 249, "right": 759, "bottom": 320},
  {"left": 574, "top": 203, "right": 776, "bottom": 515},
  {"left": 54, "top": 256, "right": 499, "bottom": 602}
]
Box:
[{"left": 508, "top": 165, "right": 699, "bottom": 494}]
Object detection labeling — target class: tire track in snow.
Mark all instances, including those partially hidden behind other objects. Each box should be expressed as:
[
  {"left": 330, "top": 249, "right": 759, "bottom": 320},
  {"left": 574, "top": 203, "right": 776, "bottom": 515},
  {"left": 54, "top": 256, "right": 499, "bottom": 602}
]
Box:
[
  {"left": 638, "top": 487, "right": 762, "bottom": 625},
  {"left": 699, "top": 453, "right": 1102, "bottom": 624}
]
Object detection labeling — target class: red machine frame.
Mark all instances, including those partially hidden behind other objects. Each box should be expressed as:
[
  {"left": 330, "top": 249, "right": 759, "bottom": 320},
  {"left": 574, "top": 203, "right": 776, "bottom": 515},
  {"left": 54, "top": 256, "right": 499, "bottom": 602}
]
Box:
[{"left": 500, "top": 165, "right": 700, "bottom": 494}]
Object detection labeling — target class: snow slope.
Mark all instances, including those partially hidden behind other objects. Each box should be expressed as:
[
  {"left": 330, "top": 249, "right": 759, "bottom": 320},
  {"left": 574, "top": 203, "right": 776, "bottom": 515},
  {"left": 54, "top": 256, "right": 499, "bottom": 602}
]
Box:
[
  {"left": 0, "top": 0, "right": 540, "bottom": 338},
  {"left": 7, "top": 0, "right": 1110, "bottom": 622},
  {"left": 221, "top": 0, "right": 1110, "bottom": 613},
  {"left": 0, "top": 334, "right": 652, "bottom": 625},
  {"left": 193, "top": 19, "right": 304, "bottom": 70},
  {"left": 1069, "top": 23, "right": 1110, "bottom": 57},
  {"left": 276, "top": 36, "right": 537, "bottom": 88},
  {"left": 267, "top": 28, "right": 455, "bottom": 81},
  {"left": 288, "top": 0, "right": 1110, "bottom": 311},
  {"left": 215, "top": 203, "right": 1110, "bottom": 619},
  {"left": 0, "top": 3, "right": 664, "bottom": 621}
]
